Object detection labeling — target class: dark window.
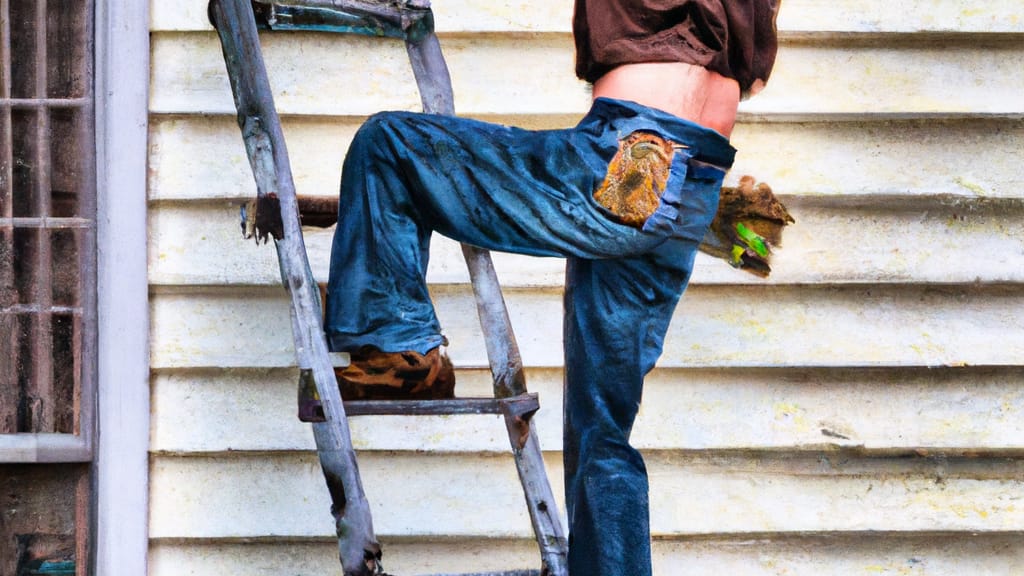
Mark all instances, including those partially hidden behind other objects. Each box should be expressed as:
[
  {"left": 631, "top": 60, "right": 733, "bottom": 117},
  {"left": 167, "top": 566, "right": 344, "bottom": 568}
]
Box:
[
  {"left": 1, "top": 2, "right": 95, "bottom": 574},
  {"left": 1, "top": 0, "right": 95, "bottom": 436}
]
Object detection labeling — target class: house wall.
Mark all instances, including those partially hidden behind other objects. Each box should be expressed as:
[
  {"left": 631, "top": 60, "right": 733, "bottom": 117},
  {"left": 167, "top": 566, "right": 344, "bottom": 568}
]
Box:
[{"left": 146, "top": 1, "right": 1024, "bottom": 574}]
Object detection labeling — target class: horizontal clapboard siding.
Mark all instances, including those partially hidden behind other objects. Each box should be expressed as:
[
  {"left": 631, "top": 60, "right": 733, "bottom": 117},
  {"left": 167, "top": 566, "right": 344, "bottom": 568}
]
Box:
[
  {"left": 152, "top": 0, "right": 1024, "bottom": 34},
  {"left": 151, "top": 366, "right": 1024, "bottom": 454},
  {"left": 149, "top": 115, "right": 1024, "bottom": 202},
  {"left": 150, "top": 34, "right": 1024, "bottom": 117},
  {"left": 147, "top": 1, "right": 1024, "bottom": 574},
  {"left": 149, "top": 451, "right": 1024, "bottom": 538},
  {"left": 150, "top": 284, "right": 1024, "bottom": 369},
  {"left": 150, "top": 196, "right": 1024, "bottom": 286},
  {"left": 150, "top": 535, "right": 1024, "bottom": 576}
]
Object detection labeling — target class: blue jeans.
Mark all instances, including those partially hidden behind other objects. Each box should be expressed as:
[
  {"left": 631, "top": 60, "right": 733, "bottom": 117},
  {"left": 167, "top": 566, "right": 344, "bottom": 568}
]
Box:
[{"left": 326, "top": 97, "right": 734, "bottom": 575}]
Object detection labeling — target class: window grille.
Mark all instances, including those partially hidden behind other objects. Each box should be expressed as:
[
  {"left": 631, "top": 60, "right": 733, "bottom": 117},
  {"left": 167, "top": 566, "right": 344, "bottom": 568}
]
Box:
[
  {"left": 0, "top": 0, "right": 95, "bottom": 453},
  {"left": 1, "top": 2, "right": 95, "bottom": 573}
]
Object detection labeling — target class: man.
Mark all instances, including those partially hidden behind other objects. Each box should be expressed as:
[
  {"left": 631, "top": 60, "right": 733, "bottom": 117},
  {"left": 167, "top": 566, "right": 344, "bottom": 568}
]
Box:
[{"left": 326, "top": 1, "right": 780, "bottom": 573}]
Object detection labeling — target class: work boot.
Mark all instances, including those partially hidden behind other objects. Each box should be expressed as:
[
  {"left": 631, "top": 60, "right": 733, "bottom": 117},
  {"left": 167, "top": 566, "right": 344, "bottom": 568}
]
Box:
[{"left": 335, "top": 345, "right": 456, "bottom": 401}]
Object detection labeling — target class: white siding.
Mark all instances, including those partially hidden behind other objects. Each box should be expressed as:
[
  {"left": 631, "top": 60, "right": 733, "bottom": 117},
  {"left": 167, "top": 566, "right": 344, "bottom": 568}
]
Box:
[
  {"left": 150, "top": 34, "right": 1024, "bottom": 117},
  {"left": 148, "top": 1, "right": 1024, "bottom": 574}
]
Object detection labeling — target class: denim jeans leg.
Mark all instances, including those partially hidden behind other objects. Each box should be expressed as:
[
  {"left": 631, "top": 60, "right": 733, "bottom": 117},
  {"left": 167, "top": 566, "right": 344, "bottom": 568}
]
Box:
[
  {"left": 325, "top": 106, "right": 675, "bottom": 355},
  {"left": 563, "top": 238, "right": 699, "bottom": 576},
  {"left": 324, "top": 99, "right": 732, "bottom": 575}
]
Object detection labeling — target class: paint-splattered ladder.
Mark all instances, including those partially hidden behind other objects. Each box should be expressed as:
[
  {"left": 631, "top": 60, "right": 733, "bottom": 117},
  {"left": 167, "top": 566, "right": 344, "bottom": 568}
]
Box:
[{"left": 206, "top": 1, "right": 568, "bottom": 575}]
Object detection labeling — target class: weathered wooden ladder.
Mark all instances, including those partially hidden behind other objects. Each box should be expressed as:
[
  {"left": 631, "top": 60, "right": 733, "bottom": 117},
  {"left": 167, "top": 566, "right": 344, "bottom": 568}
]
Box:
[{"left": 206, "top": 1, "right": 569, "bottom": 575}]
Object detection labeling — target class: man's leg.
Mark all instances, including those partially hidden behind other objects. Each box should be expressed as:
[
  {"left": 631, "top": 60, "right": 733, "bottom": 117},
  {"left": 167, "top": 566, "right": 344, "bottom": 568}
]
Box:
[
  {"left": 562, "top": 237, "right": 700, "bottom": 576},
  {"left": 325, "top": 107, "right": 673, "bottom": 357},
  {"left": 566, "top": 57, "right": 741, "bottom": 573},
  {"left": 325, "top": 102, "right": 729, "bottom": 567}
]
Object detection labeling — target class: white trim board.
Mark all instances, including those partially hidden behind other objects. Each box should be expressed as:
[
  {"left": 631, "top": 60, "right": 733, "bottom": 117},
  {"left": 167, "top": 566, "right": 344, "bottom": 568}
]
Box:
[{"left": 93, "top": 1, "right": 151, "bottom": 575}]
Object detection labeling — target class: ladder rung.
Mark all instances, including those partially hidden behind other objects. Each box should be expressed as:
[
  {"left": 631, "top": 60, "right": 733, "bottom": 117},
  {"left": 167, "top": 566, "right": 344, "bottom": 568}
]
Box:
[
  {"left": 343, "top": 393, "right": 539, "bottom": 416},
  {"left": 248, "top": 0, "right": 431, "bottom": 40}
]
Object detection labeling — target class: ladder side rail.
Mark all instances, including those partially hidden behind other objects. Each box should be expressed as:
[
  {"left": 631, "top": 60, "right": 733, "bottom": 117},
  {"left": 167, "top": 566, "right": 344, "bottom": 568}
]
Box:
[
  {"left": 208, "top": 2, "right": 381, "bottom": 574},
  {"left": 402, "top": 1, "right": 527, "bottom": 402},
  {"left": 404, "top": 24, "right": 570, "bottom": 576}
]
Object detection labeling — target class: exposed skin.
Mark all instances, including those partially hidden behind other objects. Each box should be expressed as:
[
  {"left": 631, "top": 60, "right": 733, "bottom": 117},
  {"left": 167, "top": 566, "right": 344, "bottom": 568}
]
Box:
[{"left": 592, "top": 61, "right": 741, "bottom": 137}]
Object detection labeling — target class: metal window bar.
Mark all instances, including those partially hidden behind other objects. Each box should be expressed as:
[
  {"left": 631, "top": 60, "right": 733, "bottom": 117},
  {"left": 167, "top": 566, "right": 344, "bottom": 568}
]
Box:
[
  {"left": 208, "top": 1, "right": 568, "bottom": 574},
  {"left": 32, "top": 0, "right": 57, "bottom": 435},
  {"left": 0, "top": 0, "right": 96, "bottom": 463},
  {"left": 0, "top": 98, "right": 90, "bottom": 108},
  {"left": 1, "top": 0, "right": 15, "bottom": 434}
]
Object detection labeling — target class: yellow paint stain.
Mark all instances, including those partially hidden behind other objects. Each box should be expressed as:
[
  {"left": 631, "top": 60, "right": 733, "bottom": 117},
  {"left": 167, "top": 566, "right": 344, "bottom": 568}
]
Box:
[
  {"left": 999, "top": 394, "right": 1021, "bottom": 416},
  {"left": 864, "top": 560, "right": 926, "bottom": 575},
  {"left": 425, "top": 432, "right": 447, "bottom": 445},
  {"left": 773, "top": 402, "right": 811, "bottom": 432},
  {"left": 745, "top": 321, "right": 768, "bottom": 338},
  {"left": 953, "top": 176, "right": 987, "bottom": 196},
  {"left": 959, "top": 8, "right": 986, "bottom": 18},
  {"left": 910, "top": 332, "right": 945, "bottom": 363},
  {"left": 947, "top": 503, "right": 990, "bottom": 519},
  {"left": 716, "top": 309, "right": 770, "bottom": 339},
  {"left": 696, "top": 400, "right": 724, "bottom": 414},
  {"left": 480, "top": 3, "right": 533, "bottom": 29},
  {"left": 913, "top": 488, "right": 1003, "bottom": 522}
]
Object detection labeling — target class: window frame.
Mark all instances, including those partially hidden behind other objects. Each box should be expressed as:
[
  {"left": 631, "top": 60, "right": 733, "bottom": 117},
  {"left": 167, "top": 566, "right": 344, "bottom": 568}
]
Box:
[{"left": 0, "top": 0, "right": 97, "bottom": 463}]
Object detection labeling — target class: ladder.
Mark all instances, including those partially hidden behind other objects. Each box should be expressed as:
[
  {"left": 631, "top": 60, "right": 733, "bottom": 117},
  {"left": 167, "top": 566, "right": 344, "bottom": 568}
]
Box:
[{"left": 206, "top": 1, "right": 569, "bottom": 574}]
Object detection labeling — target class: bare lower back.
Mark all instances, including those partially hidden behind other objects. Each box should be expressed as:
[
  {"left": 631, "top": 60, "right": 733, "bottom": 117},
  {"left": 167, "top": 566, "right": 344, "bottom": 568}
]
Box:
[{"left": 591, "top": 62, "right": 740, "bottom": 138}]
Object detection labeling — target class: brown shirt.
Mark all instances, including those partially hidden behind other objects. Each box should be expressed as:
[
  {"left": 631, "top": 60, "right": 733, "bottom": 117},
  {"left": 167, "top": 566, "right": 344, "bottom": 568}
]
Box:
[{"left": 574, "top": 0, "right": 781, "bottom": 98}]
